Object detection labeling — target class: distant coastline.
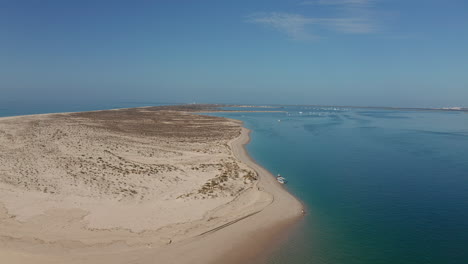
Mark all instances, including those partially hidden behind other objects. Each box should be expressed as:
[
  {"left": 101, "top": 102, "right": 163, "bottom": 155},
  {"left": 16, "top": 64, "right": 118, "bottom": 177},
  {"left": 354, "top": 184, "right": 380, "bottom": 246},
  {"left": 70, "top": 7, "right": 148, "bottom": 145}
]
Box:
[
  {"left": 1, "top": 102, "right": 466, "bottom": 120},
  {"left": 228, "top": 104, "right": 468, "bottom": 112}
]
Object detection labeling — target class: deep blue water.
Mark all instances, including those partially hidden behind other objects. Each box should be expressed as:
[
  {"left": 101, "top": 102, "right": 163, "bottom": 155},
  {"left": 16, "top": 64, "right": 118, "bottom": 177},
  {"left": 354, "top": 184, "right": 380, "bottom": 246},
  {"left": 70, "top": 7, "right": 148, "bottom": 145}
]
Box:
[
  {"left": 212, "top": 106, "right": 468, "bottom": 264},
  {"left": 1, "top": 103, "right": 467, "bottom": 263}
]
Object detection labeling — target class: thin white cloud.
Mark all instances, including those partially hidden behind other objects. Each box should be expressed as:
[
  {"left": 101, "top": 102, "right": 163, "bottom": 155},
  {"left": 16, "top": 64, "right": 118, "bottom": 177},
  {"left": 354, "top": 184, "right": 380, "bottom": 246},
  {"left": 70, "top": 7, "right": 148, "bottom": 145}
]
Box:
[
  {"left": 324, "top": 18, "right": 376, "bottom": 33},
  {"left": 247, "top": 13, "right": 318, "bottom": 40},
  {"left": 248, "top": 0, "right": 380, "bottom": 40},
  {"left": 247, "top": 12, "right": 376, "bottom": 40},
  {"left": 301, "top": 0, "right": 373, "bottom": 6}
]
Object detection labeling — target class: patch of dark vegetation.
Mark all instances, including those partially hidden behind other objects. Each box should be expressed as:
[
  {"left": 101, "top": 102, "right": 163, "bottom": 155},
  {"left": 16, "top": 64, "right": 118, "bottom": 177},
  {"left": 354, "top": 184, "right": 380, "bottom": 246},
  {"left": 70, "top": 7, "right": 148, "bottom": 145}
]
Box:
[{"left": 68, "top": 105, "right": 240, "bottom": 141}]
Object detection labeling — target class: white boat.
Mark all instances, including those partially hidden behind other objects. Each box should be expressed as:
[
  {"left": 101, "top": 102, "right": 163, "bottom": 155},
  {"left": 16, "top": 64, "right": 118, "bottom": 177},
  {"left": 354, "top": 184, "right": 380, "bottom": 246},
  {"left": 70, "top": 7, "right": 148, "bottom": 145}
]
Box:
[{"left": 276, "top": 174, "right": 287, "bottom": 184}]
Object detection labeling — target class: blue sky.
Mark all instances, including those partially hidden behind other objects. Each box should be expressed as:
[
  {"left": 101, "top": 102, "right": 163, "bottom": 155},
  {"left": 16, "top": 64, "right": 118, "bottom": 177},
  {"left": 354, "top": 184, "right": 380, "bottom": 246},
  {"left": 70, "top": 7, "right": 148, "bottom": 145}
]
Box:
[{"left": 1, "top": 0, "right": 467, "bottom": 107}]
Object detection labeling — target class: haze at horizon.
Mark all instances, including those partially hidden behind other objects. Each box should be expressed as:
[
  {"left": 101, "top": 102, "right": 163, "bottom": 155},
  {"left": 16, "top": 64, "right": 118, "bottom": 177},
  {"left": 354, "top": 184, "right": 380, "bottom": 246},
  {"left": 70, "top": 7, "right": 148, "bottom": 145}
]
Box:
[{"left": 1, "top": 0, "right": 467, "bottom": 108}]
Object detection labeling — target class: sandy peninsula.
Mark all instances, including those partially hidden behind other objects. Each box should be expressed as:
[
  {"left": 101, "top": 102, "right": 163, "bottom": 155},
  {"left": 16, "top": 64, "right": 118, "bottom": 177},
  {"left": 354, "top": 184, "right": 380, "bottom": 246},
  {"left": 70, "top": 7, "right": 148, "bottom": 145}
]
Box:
[{"left": 0, "top": 105, "right": 303, "bottom": 264}]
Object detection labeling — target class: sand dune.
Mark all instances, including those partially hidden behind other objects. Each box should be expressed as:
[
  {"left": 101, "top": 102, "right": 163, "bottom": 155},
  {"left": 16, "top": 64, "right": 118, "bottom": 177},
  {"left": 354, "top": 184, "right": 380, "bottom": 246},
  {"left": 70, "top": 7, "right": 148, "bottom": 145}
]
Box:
[{"left": 0, "top": 105, "right": 302, "bottom": 264}]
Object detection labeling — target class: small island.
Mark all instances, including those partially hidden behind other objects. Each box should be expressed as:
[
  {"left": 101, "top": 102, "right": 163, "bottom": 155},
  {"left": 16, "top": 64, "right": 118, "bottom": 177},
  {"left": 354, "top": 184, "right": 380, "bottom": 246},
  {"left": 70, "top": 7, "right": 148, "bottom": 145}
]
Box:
[{"left": 0, "top": 105, "right": 303, "bottom": 264}]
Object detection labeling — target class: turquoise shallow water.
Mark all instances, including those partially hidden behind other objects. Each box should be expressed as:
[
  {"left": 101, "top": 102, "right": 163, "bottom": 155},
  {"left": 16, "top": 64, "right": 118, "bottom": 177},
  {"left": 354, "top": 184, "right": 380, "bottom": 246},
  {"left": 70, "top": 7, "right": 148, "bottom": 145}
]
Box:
[
  {"left": 1, "top": 103, "right": 467, "bottom": 263},
  {"left": 212, "top": 106, "right": 468, "bottom": 264}
]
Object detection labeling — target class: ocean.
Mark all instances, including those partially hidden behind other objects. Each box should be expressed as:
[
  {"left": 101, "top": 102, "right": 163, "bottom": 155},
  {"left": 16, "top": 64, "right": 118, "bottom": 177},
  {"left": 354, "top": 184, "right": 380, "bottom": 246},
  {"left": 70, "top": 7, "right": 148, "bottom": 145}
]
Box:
[
  {"left": 1, "top": 102, "right": 467, "bottom": 263},
  {"left": 212, "top": 106, "right": 468, "bottom": 264}
]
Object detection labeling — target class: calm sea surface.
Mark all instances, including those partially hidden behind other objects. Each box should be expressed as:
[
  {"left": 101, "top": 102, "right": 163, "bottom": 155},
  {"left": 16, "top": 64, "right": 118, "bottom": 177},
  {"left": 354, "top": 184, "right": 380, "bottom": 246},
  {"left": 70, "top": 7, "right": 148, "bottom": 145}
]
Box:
[
  {"left": 1, "top": 103, "right": 467, "bottom": 263},
  {"left": 212, "top": 106, "right": 468, "bottom": 264}
]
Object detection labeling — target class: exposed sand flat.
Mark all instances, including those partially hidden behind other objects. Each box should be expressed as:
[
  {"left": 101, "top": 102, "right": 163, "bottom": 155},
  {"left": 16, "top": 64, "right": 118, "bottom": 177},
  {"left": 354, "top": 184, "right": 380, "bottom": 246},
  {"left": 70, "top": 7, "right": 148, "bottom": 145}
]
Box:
[{"left": 0, "top": 105, "right": 303, "bottom": 264}]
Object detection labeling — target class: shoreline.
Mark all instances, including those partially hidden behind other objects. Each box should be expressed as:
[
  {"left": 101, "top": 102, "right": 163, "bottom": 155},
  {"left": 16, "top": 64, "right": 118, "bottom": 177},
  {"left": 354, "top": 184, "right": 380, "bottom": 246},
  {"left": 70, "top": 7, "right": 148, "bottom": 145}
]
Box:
[
  {"left": 212, "top": 125, "right": 305, "bottom": 263},
  {"left": 0, "top": 107, "right": 304, "bottom": 264},
  {"left": 137, "top": 123, "right": 304, "bottom": 264}
]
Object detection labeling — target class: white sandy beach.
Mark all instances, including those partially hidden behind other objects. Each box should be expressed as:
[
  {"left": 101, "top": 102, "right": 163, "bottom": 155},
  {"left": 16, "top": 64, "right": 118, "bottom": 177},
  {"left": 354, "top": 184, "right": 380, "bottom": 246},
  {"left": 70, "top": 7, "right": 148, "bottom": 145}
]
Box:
[{"left": 0, "top": 106, "right": 303, "bottom": 264}]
